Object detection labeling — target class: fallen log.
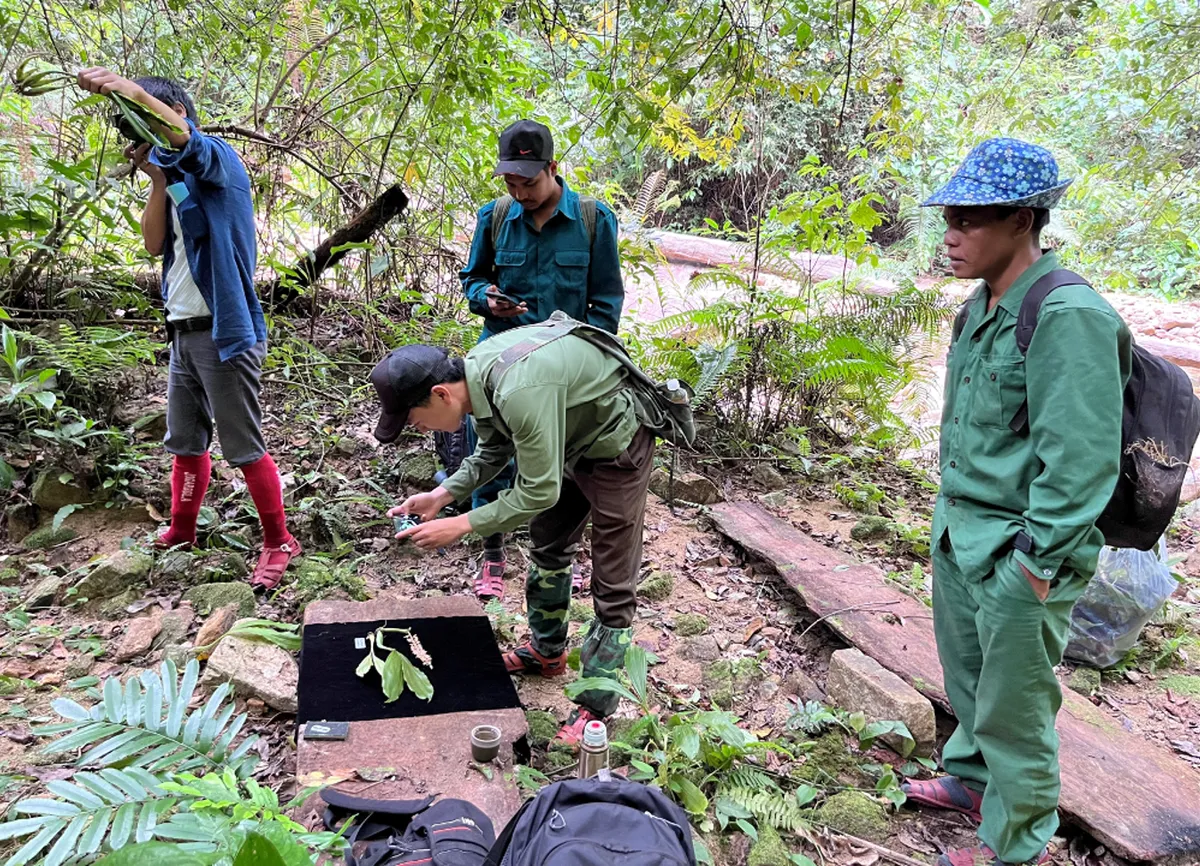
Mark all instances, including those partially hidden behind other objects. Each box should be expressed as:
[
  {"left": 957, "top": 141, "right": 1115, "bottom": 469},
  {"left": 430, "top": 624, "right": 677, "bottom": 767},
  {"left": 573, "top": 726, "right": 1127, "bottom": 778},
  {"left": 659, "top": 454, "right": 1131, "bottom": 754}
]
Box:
[{"left": 263, "top": 183, "right": 408, "bottom": 311}]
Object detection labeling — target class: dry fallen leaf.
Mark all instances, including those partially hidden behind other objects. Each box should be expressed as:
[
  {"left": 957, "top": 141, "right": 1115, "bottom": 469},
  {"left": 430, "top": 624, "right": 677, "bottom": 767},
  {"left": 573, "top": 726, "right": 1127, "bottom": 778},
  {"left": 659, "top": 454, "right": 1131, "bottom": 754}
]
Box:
[{"left": 743, "top": 617, "right": 765, "bottom": 643}]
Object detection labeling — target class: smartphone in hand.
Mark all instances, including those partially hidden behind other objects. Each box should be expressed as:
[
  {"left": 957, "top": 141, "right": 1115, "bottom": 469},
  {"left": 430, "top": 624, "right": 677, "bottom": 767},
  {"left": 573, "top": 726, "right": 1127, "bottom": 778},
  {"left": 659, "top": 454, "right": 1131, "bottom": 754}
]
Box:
[{"left": 485, "top": 286, "right": 522, "bottom": 306}]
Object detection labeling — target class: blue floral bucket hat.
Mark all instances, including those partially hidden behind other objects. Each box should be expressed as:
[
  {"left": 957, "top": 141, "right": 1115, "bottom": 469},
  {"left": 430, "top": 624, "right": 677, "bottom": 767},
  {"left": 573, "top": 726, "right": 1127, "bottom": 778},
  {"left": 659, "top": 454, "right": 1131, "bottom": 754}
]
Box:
[{"left": 922, "top": 137, "right": 1072, "bottom": 209}]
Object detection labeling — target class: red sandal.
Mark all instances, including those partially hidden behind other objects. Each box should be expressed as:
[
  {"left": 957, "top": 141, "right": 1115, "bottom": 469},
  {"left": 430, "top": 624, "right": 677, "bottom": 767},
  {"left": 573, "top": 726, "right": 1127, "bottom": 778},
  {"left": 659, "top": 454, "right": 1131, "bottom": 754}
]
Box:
[
  {"left": 902, "top": 776, "right": 983, "bottom": 824},
  {"left": 475, "top": 558, "right": 506, "bottom": 600},
  {"left": 250, "top": 537, "right": 302, "bottom": 592},
  {"left": 502, "top": 642, "right": 567, "bottom": 677},
  {"left": 935, "top": 844, "right": 1049, "bottom": 866}
]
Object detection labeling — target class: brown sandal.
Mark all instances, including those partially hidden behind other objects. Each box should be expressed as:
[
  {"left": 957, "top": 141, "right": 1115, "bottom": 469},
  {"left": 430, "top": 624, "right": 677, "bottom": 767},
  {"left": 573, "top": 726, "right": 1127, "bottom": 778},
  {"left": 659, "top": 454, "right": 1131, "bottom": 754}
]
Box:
[{"left": 250, "top": 537, "right": 302, "bottom": 592}]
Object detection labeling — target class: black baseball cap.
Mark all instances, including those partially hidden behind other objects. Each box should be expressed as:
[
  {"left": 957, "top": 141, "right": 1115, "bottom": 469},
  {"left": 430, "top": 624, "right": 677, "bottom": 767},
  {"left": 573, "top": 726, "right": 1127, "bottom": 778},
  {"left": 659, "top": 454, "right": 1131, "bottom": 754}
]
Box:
[
  {"left": 370, "top": 345, "right": 455, "bottom": 444},
  {"left": 494, "top": 120, "right": 553, "bottom": 178}
]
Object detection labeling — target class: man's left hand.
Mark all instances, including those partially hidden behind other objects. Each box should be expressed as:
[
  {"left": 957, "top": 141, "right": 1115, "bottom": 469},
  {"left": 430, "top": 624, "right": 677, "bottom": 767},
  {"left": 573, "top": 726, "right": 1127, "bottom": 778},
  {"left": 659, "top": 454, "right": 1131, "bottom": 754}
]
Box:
[
  {"left": 397, "top": 514, "right": 472, "bottom": 550},
  {"left": 1018, "top": 562, "right": 1051, "bottom": 602}
]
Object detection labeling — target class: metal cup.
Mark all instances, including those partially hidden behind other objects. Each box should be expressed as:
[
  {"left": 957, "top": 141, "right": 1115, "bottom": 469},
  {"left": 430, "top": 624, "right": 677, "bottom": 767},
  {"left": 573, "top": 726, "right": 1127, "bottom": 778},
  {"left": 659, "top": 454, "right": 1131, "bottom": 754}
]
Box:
[{"left": 469, "top": 724, "right": 501, "bottom": 763}]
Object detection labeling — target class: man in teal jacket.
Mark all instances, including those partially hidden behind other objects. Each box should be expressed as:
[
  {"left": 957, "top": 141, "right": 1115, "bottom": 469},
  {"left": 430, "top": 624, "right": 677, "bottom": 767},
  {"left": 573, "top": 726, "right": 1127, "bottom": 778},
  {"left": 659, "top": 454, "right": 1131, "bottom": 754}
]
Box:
[
  {"left": 457, "top": 120, "right": 624, "bottom": 600},
  {"left": 902, "top": 138, "right": 1132, "bottom": 866}
]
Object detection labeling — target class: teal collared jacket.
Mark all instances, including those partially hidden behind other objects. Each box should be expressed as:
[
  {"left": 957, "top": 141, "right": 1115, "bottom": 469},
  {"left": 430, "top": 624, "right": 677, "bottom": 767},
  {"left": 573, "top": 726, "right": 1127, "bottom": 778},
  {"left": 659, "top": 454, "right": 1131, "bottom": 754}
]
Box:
[{"left": 459, "top": 179, "right": 623, "bottom": 340}]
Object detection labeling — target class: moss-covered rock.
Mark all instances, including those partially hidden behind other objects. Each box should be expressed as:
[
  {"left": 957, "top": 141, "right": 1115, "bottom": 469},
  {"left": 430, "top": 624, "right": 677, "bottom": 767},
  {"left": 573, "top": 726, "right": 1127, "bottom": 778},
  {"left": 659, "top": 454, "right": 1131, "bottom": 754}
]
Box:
[
  {"left": 607, "top": 716, "right": 652, "bottom": 752},
  {"left": 31, "top": 469, "right": 87, "bottom": 510},
  {"left": 293, "top": 559, "right": 368, "bottom": 604},
  {"left": 21, "top": 524, "right": 77, "bottom": 550},
  {"left": 75, "top": 550, "right": 152, "bottom": 601},
  {"left": 637, "top": 571, "right": 674, "bottom": 602},
  {"left": 674, "top": 613, "right": 710, "bottom": 637},
  {"left": 850, "top": 515, "right": 893, "bottom": 542},
  {"left": 0, "top": 567, "right": 20, "bottom": 586},
  {"left": 398, "top": 451, "right": 440, "bottom": 487},
  {"left": 1068, "top": 666, "right": 1101, "bottom": 697},
  {"left": 702, "top": 657, "right": 763, "bottom": 708},
  {"left": 525, "top": 710, "right": 558, "bottom": 749},
  {"left": 545, "top": 742, "right": 576, "bottom": 770},
  {"left": 1160, "top": 674, "right": 1200, "bottom": 696},
  {"left": 794, "top": 731, "right": 864, "bottom": 786},
  {"left": 814, "top": 791, "right": 889, "bottom": 843},
  {"left": 568, "top": 599, "right": 595, "bottom": 624},
  {"left": 747, "top": 823, "right": 790, "bottom": 866},
  {"left": 183, "top": 582, "right": 256, "bottom": 618},
  {"left": 96, "top": 588, "right": 142, "bottom": 621}
]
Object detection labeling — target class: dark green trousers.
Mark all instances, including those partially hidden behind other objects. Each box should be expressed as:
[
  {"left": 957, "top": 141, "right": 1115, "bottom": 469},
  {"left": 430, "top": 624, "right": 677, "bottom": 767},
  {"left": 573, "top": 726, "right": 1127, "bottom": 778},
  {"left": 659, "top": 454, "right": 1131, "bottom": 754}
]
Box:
[{"left": 933, "top": 540, "right": 1090, "bottom": 864}]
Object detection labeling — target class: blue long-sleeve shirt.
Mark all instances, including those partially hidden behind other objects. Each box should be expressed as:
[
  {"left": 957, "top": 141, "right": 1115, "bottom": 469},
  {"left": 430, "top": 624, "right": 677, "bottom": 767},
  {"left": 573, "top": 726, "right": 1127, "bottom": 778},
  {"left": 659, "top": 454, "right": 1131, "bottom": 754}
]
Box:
[
  {"left": 150, "top": 122, "right": 266, "bottom": 361},
  {"left": 459, "top": 179, "right": 624, "bottom": 341}
]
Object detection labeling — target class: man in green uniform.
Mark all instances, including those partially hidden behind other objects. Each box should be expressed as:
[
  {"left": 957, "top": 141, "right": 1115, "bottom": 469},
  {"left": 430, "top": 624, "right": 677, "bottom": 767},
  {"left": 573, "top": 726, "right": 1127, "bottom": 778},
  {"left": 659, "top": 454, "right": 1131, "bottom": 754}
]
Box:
[
  {"left": 901, "top": 139, "right": 1131, "bottom": 866},
  {"left": 370, "top": 320, "right": 653, "bottom": 744},
  {"left": 455, "top": 120, "right": 624, "bottom": 601}
]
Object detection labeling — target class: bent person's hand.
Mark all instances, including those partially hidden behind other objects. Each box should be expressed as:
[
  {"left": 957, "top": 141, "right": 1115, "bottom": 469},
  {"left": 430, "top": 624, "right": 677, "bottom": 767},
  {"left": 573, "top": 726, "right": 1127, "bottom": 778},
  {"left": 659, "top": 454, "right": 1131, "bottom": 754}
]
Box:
[
  {"left": 388, "top": 488, "right": 452, "bottom": 524},
  {"left": 397, "top": 514, "right": 472, "bottom": 550}
]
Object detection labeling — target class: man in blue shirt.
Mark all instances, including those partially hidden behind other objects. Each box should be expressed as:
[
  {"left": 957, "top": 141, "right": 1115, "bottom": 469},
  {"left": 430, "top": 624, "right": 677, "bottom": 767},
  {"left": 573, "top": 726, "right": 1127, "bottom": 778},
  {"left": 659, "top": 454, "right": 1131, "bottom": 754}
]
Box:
[
  {"left": 75, "top": 68, "right": 300, "bottom": 591},
  {"left": 457, "top": 120, "right": 624, "bottom": 600}
]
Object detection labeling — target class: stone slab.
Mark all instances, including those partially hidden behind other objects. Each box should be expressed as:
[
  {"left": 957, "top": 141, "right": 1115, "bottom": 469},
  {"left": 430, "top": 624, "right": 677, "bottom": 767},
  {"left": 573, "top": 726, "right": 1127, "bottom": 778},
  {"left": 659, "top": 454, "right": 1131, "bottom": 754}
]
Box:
[
  {"left": 711, "top": 500, "right": 1200, "bottom": 865},
  {"left": 298, "top": 596, "right": 526, "bottom": 834}
]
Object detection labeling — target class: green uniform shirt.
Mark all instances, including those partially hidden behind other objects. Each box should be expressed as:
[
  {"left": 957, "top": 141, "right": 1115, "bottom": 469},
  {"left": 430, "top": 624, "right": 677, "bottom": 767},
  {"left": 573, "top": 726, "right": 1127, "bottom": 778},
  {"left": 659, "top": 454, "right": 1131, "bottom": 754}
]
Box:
[
  {"left": 933, "top": 252, "right": 1132, "bottom": 584},
  {"left": 441, "top": 327, "right": 641, "bottom": 537}
]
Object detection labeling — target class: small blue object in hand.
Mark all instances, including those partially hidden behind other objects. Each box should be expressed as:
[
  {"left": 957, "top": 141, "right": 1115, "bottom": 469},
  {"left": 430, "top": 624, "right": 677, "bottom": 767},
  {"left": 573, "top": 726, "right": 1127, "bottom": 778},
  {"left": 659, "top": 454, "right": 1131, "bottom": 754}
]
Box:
[{"left": 393, "top": 514, "right": 419, "bottom": 536}]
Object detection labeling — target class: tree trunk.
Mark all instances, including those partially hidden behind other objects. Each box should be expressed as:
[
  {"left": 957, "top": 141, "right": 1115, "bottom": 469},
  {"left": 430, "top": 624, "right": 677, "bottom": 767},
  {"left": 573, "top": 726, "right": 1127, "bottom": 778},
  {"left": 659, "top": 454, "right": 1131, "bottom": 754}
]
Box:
[{"left": 264, "top": 184, "right": 408, "bottom": 310}]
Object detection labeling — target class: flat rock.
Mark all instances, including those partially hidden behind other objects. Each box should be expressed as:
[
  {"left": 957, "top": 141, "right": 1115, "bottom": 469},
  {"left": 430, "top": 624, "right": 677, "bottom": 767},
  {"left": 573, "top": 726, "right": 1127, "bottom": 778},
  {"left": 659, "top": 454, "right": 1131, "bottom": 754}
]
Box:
[
  {"left": 678, "top": 634, "right": 722, "bottom": 663},
  {"left": 26, "top": 574, "right": 69, "bottom": 610},
  {"left": 21, "top": 525, "right": 77, "bottom": 550},
  {"left": 751, "top": 463, "right": 786, "bottom": 491},
  {"left": 183, "top": 582, "right": 256, "bottom": 618},
  {"left": 201, "top": 631, "right": 298, "bottom": 713},
  {"left": 75, "top": 550, "right": 153, "bottom": 602},
  {"left": 31, "top": 469, "right": 88, "bottom": 511},
  {"left": 649, "top": 469, "right": 722, "bottom": 504},
  {"left": 826, "top": 648, "right": 936, "bottom": 757},
  {"left": 154, "top": 604, "right": 196, "bottom": 649},
  {"left": 131, "top": 410, "right": 168, "bottom": 441},
  {"left": 114, "top": 615, "right": 163, "bottom": 662}
]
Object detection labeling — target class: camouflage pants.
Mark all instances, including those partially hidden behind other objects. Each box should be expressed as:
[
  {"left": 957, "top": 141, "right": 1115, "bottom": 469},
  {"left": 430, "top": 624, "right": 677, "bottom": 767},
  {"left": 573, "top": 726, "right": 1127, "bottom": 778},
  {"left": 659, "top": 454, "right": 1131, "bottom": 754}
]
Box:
[
  {"left": 577, "top": 619, "right": 632, "bottom": 717},
  {"left": 525, "top": 565, "right": 632, "bottom": 717},
  {"left": 526, "top": 564, "right": 572, "bottom": 656}
]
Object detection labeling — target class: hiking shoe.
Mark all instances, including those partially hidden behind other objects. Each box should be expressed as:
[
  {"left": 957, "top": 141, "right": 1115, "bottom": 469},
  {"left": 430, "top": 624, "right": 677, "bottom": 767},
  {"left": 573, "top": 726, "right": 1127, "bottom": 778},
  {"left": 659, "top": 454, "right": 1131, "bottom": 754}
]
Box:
[
  {"left": 502, "top": 642, "right": 567, "bottom": 677},
  {"left": 475, "top": 558, "right": 506, "bottom": 600},
  {"left": 250, "top": 537, "right": 302, "bottom": 592},
  {"left": 554, "top": 707, "right": 602, "bottom": 747},
  {"left": 935, "top": 845, "right": 1049, "bottom": 866},
  {"left": 902, "top": 776, "right": 983, "bottom": 824}
]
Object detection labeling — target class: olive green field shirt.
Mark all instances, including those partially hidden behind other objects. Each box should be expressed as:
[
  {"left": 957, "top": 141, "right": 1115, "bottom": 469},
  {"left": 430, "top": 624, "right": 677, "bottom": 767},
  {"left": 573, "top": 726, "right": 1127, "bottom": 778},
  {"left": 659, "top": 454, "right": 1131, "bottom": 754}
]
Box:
[
  {"left": 933, "top": 252, "right": 1132, "bottom": 584},
  {"left": 441, "top": 328, "right": 641, "bottom": 537}
]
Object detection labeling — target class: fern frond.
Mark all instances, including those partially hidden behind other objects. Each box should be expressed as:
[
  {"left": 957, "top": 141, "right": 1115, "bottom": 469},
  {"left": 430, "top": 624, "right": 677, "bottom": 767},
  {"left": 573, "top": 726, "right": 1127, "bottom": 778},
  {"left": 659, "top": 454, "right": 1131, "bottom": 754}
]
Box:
[
  {"left": 0, "top": 768, "right": 181, "bottom": 866},
  {"left": 722, "top": 765, "right": 775, "bottom": 791},
  {"left": 632, "top": 169, "right": 668, "bottom": 226},
  {"left": 36, "top": 659, "right": 258, "bottom": 777},
  {"left": 716, "top": 786, "right": 808, "bottom": 833}
]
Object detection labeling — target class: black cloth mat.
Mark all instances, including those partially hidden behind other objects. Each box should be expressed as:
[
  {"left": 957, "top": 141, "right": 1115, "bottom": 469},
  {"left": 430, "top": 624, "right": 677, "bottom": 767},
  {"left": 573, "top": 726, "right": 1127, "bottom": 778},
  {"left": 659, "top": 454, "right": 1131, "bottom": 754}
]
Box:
[{"left": 297, "top": 617, "right": 520, "bottom": 724}]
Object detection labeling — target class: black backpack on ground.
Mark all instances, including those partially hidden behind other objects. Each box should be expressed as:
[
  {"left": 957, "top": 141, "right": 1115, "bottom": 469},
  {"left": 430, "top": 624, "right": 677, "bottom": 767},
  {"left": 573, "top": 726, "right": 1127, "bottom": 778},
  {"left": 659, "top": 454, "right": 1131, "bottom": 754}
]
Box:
[
  {"left": 482, "top": 776, "right": 697, "bottom": 866},
  {"left": 951, "top": 269, "right": 1200, "bottom": 550},
  {"left": 321, "top": 789, "right": 495, "bottom": 866}
]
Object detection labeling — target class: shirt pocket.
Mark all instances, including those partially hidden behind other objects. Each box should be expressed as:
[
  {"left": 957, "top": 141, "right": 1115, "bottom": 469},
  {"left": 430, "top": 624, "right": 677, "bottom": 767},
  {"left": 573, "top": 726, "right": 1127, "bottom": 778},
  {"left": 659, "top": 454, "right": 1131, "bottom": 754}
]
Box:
[
  {"left": 493, "top": 249, "right": 532, "bottom": 309},
  {"left": 971, "top": 355, "right": 1026, "bottom": 429},
  {"left": 554, "top": 248, "right": 590, "bottom": 291}
]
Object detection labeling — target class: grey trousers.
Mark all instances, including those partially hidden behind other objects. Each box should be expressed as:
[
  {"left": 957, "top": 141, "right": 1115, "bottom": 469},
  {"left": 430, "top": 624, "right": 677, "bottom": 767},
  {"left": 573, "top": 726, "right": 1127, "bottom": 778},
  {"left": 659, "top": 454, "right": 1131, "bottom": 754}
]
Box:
[{"left": 164, "top": 331, "right": 268, "bottom": 467}]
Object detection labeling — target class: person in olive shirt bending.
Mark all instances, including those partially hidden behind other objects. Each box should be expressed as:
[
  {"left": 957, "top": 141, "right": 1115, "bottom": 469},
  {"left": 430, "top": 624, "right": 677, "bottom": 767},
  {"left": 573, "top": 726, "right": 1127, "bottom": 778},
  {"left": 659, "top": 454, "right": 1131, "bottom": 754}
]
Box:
[
  {"left": 457, "top": 120, "right": 624, "bottom": 601},
  {"left": 901, "top": 139, "right": 1131, "bottom": 866},
  {"left": 370, "top": 323, "right": 651, "bottom": 745}
]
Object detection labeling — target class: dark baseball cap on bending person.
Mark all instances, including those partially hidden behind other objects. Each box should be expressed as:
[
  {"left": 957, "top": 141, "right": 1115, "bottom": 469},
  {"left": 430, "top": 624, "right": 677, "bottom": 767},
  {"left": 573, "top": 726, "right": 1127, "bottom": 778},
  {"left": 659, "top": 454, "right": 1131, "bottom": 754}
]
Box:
[
  {"left": 370, "top": 345, "right": 455, "bottom": 444},
  {"left": 494, "top": 120, "right": 553, "bottom": 178}
]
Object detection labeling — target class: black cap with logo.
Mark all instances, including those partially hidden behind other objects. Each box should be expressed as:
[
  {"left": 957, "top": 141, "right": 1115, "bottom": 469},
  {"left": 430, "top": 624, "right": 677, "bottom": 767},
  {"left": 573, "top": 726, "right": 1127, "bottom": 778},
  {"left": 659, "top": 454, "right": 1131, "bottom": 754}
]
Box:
[
  {"left": 369, "top": 345, "right": 454, "bottom": 444},
  {"left": 494, "top": 120, "right": 554, "bottom": 178}
]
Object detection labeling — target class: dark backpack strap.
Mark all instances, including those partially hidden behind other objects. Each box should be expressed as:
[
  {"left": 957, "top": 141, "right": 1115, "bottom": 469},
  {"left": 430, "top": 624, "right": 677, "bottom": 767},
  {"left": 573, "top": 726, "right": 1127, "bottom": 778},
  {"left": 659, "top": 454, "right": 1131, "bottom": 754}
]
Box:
[
  {"left": 481, "top": 797, "right": 535, "bottom": 866},
  {"left": 951, "top": 301, "right": 971, "bottom": 345},
  {"left": 490, "top": 196, "right": 514, "bottom": 248},
  {"left": 1007, "top": 268, "right": 1093, "bottom": 433}
]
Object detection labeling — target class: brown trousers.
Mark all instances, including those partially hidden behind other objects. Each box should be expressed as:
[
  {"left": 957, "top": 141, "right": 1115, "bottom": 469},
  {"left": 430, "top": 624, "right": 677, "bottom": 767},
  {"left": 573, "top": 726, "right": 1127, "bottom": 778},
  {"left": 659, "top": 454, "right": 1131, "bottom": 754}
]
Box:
[{"left": 528, "top": 426, "right": 655, "bottom": 629}]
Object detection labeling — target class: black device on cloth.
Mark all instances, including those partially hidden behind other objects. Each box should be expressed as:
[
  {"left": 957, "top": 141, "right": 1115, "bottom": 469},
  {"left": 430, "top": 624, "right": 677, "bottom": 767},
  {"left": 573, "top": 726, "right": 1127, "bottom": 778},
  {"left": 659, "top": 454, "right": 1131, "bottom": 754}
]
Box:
[{"left": 297, "top": 617, "right": 520, "bottom": 724}]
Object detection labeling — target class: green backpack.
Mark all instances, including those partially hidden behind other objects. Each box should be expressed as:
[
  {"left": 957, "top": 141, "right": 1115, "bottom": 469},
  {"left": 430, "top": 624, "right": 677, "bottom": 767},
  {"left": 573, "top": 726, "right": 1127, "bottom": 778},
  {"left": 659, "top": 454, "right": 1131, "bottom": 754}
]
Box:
[{"left": 486, "top": 311, "right": 697, "bottom": 448}]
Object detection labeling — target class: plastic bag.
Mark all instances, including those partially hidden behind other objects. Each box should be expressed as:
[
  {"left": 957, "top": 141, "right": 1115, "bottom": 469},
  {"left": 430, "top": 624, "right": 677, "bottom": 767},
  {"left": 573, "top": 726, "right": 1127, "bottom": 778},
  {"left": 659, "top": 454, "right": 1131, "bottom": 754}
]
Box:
[{"left": 1065, "top": 540, "right": 1177, "bottom": 668}]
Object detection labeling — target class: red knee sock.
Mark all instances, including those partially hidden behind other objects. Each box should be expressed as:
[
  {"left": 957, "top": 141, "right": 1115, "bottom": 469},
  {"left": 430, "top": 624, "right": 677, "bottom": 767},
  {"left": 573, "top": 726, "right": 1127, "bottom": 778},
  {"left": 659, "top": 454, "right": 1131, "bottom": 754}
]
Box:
[
  {"left": 162, "top": 453, "right": 211, "bottom": 546},
  {"left": 241, "top": 453, "right": 290, "bottom": 548}
]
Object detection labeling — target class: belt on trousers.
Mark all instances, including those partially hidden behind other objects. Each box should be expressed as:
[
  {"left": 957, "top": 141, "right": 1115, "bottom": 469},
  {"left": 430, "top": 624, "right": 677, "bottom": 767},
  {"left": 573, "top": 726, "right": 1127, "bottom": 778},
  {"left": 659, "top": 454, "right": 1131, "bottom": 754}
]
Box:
[{"left": 166, "top": 315, "right": 214, "bottom": 342}]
